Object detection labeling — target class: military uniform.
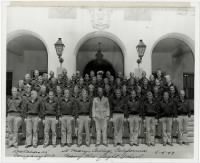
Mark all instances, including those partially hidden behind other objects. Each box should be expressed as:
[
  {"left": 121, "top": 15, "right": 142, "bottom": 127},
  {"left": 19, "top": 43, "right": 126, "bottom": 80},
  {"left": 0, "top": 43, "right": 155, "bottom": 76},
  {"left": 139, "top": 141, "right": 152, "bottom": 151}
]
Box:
[
  {"left": 92, "top": 96, "right": 110, "bottom": 145},
  {"left": 76, "top": 98, "right": 92, "bottom": 146},
  {"left": 42, "top": 97, "right": 59, "bottom": 146},
  {"left": 159, "top": 99, "right": 176, "bottom": 145},
  {"left": 110, "top": 96, "right": 126, "bottom": 145},
  {"left": 6, "top": 96, "right": 24, "bottom": 147},
  {"left": 24, "top": 97, "right": 42, "bottom": 147},
  {"left": 143, "top": 100, "right": 158, "bottom": 145},
  {"left": 176, "top": 98, "right": 191, "bottom": 144},
  {"left": 59, "top": 97, "right": 76, "bottom": 146}
]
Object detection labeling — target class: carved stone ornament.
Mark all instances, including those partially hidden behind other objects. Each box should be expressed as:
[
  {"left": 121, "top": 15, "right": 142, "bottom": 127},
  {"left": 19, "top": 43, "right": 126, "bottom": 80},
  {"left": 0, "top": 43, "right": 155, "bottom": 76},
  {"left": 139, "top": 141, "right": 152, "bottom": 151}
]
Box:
[{"left": 89, "top": 8, "right": 112, "bottom": 31}]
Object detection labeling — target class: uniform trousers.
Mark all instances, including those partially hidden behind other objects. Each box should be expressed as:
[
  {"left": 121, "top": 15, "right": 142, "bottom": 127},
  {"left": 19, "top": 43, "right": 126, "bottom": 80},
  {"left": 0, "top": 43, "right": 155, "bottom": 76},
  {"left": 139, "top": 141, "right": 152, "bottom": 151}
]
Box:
[
  {"left": 25, "top": 115, "right": 40, "bottom": 146},
  {"left": 60, "top": 115, "right": 73, "bottom": 145},
  {"left": 44, "top": 116, "right": 57, "bottom": 145},
  {"left": 128, "top": 115, "right": 141, "bottom": 144},
  {"left": 7, "top": 113, "right": 22, "bottom": 146},
  {"left": 177, "top": 115, "right": 189, "bottom": 143},
  {"left": 113, "top": 113, "right": 124, "bottom": 144}
]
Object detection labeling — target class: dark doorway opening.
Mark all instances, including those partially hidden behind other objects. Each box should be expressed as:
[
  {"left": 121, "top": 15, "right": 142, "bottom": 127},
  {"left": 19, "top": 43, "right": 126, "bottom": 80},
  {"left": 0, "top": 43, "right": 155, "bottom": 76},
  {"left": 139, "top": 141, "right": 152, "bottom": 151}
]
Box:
[
  {"left": 6, "top": 72, "right": 13, "bottom": 96},
  {"left": 83, "top": 59, "right": 115, "bottom": 78}
]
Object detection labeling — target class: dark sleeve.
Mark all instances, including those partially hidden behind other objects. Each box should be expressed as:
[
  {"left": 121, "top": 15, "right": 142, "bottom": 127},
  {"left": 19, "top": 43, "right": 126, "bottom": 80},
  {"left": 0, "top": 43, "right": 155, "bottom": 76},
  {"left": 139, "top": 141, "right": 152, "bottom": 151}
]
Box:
[
  {"left": 141, "top": 102, "right": 145, "bottom": 119},
  {"left": 89, "top": 100, "right": 93, "bottom": 118},
  {"left": 56, "top": 101, "right": 59, "bottom": 119},
  {"left": 22, "top": 100, "right": 27, "bottom": 119},
  {"left": 156, "top": 102, "right": 161, "bottom": 119},
  {"left": 173, "top": 102, "right": 177, "bottom": 118},
  {"left": 39, "top": 100, "right": 43, "bottom": 119},
  {"left": 75, "top": 101, "right": 79, "bottom": 118}
]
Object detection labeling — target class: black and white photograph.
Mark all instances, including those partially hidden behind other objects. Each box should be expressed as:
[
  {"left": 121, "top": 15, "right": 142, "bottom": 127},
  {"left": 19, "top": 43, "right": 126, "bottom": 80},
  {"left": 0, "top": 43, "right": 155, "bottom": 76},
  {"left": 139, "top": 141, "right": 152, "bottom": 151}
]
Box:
[{"left": 1, "top": 0, "right": 199, "bottom": 162}]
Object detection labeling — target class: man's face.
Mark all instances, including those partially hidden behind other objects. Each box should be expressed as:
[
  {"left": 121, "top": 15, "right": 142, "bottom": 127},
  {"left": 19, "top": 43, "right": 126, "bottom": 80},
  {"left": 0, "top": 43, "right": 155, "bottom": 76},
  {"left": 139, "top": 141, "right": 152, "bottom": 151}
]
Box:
[
  {"left": 49, "top": 92, "right": 54, "bottom": 100},
  {"left": 157, "top": 70, "right": 162, "bottom": 77},
  {"left": 38, "top": 76, "right": 43, "bottom": 84},
  {"left": 131, "top": 91, "right": 136, "bottom": 99},
  {"left": 31, "top": 91, "right": 37, "bottom": 100},
  {"left": 26, "top": 86, "right": 31, "bottom": 93},
  {"left": 25, "top": 74, "right": 31, "bottom": 82},
  {"left": 153, "top": 87, "right": 159, "bottom": 94},
  {"left": 92, "top": 77, "right": 97, "bottom": 84},
  {"left": 116, "top": 78, "right": 121, "bottom": 85},
  {"left": 180, "top": 91, "right": 185, "bottom": 98},
  {"left": 170, "top": 86, "right": 175, "bottom": 94},
  {"left": 143, "top": 79, "right": 148, "bottom": 86},
  {"left": 155, "top": 79, "right": 160, "bottom": 86},
  {"left": 12, "top": 88, "right": 18, "bottom": 97},
  {"left": 122, "top": 86, "right": 126, "bottom": 93},
  {"left": 130, "top": 72, "right": 134, "bottom": 78},
  {"left": 64, "top": 90, "right": 70, "bottom": 98},
  {"left": 40, "top": 86, "right": 46, "bottom": 93},
  {"left": 98, "top": 88, "right": 103, "bottom": 97},
  {"left": 90, "top": 71, "right": 95, "bottom": 77},
  {"left": 137, "top": 87, "right": 141, "bottom": 94},
  {"left": 74, "top": 86, "right": 79, "bottom": 94},
  {"left": 50, "top": 71, "right": 54, "bottom": 77},
  {"left": 142, "top": 71, "right": 146, "bottom": 78},
  {"left": 34, "top": 70, "right": 39, "bottom": 77},
  {"left": 115, "top": 90, "right": 121, "bottom": 98},
  {"left": 79, "top": 78, "right": 84, "bottom": 85},
  {"left": 147, "top": 93, "right": 153, "bottom": 101},
  {"left": 56, "top": 86, "right": 62, "bottom": 94},
  {"left": 105, "top": 85, "right": 110, "bottom": 92},
  {"left": 51, "top": 78, "right": 57, "bottom": 85},
  {"left": 163, "top": 92, "right": 169, "bottom": 101},
  {"left": 82, "top": 90, "right": 87, "bottom": 99}
]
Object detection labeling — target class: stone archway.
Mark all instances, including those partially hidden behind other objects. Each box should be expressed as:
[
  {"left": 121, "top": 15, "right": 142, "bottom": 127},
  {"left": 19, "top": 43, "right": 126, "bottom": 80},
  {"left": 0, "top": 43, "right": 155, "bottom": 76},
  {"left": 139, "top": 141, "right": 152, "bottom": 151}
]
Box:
[
  {"left": 76, "top": 35, "right": 124, "bottom": 77},
  {"left": 7, "top": 30, "right": 48, "bottom": 95},
  {"left": 151, "top": 34, "right": 194, "bottom": 98}
]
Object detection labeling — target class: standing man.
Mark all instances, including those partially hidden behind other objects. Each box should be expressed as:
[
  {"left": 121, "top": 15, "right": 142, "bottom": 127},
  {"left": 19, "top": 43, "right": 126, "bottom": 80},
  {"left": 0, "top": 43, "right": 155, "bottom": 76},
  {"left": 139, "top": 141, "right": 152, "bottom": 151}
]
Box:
[
  {"left": 92, "top": 87, "right": 110, "bottom": 146},
  {"left": 176, "top": 90, "right": 191, "bottom": 145},
  {"left": 6, "top": 87, "right": 23, "bottom": 148},
  {"left": 76, "top": 89, "right": 92, "bottom": 147},
  {"left": 43, "top": 91, "right": 59, "bottom": 148},
  {"left": 24, "top": 90, "right": 42, "bottom": 148},
  {"left": 127, "top": 90, "right": 141, "bottom": 146},
  {"left": 159, "top": 91, "right": 176, "bottom": 146},
  {"left": 59, "top": 89, "right": 75, "bottom": 147},
  {"left": 143, "top": 91, "right": 158, "bottom": 146},
  {"left": 111, "top": 89, "right": 126, "bottom": 146}
]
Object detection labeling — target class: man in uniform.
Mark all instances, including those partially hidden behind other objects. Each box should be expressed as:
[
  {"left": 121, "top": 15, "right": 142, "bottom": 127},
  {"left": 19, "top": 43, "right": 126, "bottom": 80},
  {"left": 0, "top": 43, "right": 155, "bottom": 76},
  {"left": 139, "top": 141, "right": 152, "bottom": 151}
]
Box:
[
  {"left": 7, "top": 87, "right": 23, "bottom": 148},
  {"left": 59, "top": 89, "right": 75, "bottom": 147},
  {"left": 110, "top": 89, "right": 126, "bottom": 146},
  {"left": 24, "top": 90, "right": 42, "bottom": 148},
  {"left": 43, "top": 91, "right": 59, "bottom": 148},
  {"left": 159, "top": 91, "right": 176, "bottom": 146},
  {"left": 92, "top": 87, "right": 110, "bottom": 146},
  {"left": 76, "top": 89, "right": 92, "bottom": 146},
  {"left": 143, "top": 91, "right": 158, "bottom": 146},
  {"left": 127, "top": 90, "right": 142, "bottom": 146},
  {"left": 176, "top": 90, "right": 191, "bottom": 145}
]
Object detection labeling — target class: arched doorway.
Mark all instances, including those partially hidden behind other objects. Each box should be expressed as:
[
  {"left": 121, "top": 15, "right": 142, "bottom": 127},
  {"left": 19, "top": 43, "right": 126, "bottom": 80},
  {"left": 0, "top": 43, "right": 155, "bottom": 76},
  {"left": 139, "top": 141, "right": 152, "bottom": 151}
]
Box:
[
  {"left": 7, "top": 31, "right": 48, "bottom": 95},
  {"left": 152, "top": 37, "right": 194, "bottom": 99},
  {"left": 76, "top": 36, "right": 124, "bottom": 77}
]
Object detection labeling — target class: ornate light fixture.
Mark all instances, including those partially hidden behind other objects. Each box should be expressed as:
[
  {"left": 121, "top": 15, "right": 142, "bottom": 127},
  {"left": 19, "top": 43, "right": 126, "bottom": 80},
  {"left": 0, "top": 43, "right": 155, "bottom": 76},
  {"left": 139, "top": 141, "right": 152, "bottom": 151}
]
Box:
[
  {"left": 54, "top": 38, "right": 65, "bottom": 67},
  {"left": 136, "top": 40, "right": 146, "bottom": 65}
]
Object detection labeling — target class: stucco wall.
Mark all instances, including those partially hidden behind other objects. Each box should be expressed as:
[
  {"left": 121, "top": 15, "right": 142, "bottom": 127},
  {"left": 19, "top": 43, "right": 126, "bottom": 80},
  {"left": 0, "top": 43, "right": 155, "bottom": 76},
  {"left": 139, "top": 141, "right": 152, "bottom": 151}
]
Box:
[{"left": 7, "top": 7, "right": 195, "bottom": 77}]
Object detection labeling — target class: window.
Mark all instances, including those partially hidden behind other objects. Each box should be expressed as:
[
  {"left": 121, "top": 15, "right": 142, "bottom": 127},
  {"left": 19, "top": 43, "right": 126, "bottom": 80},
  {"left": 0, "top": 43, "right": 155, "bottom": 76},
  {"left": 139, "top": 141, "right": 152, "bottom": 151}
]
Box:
[{"left": 183, "top": 73, "right": 194, "bottom": 99}]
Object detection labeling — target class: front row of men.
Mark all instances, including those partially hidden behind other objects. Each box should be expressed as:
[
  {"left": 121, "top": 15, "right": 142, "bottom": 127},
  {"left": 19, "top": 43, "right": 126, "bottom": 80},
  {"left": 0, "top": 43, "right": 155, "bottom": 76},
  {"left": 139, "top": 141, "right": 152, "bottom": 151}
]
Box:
[{"left": 7, "top": 86, "right": 191, "bottom": 148}]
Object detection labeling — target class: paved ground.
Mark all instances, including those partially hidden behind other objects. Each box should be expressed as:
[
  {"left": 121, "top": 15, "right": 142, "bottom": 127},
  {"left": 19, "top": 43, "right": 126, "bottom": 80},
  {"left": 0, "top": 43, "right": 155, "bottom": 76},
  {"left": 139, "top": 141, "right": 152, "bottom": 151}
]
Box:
[{"left": 5, "top": 143, "right": 193, "bottom": 159}]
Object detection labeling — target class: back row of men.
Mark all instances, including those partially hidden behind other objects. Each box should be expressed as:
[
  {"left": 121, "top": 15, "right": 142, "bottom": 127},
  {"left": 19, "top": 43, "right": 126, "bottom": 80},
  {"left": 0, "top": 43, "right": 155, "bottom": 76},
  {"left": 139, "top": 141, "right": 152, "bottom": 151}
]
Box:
[{"left": 7, "top": 69, "right": 191, "bottom": 149}]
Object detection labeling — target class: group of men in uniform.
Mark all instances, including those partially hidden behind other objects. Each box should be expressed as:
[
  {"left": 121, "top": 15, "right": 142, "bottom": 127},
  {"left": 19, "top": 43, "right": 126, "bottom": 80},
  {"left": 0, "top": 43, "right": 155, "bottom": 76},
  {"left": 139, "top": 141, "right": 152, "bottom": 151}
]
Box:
[{"left": 6, "top": 69, "right": 191, "bottom": 148}]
